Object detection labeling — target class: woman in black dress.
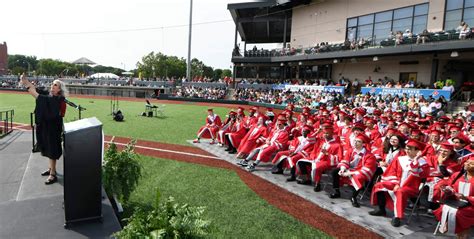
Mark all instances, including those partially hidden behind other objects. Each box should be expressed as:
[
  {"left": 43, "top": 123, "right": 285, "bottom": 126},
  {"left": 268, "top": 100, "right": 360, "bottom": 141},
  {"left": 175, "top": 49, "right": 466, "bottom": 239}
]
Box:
[{"left": 21, "top": 73, "right": 67, "bottom": 185}]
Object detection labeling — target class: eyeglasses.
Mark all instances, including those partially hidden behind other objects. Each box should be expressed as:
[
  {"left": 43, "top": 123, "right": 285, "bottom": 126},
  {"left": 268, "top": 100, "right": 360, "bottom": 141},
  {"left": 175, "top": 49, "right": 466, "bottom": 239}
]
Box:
[{"left": 452, "top": 140, "right": 461, "bottom": 144}]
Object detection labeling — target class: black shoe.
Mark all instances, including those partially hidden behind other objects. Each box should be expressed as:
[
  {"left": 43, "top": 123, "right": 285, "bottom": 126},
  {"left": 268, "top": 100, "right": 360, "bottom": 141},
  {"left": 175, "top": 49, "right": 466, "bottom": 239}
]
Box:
[
  {"left": 41, "top": 169, "right": 51, "bottom": 176},
  {"left": 368, "top": 208, "right": 386, "bottom": 216},
  {"left": 237, "top": 160, "right": 248, "bottom": 167},
  {"left": 228, "top": 149, "right": 237, "bottom": 154},
  {"left": 351, "top": 197, "right": 360, "bottom": 208},
  {"left": 313, "top": 183, "right": 321, "bottom": 192},
  {"left": 296, "top": 175, "right": 310, "bottom": 185},
  {"left": 271, "top": 165, "right": 283, "bottom": 174},
  {"left": 286, "top": 176, "right": 296, "bottom": 182},
  {"left": 391, "top": 217, "right": 401, "bottom": 227},
  {"left": 45, "top": 175, "right": 58, "bottom": 185},
  {"left": 329, "top": 191, "right": 341, "bottom": 199}
]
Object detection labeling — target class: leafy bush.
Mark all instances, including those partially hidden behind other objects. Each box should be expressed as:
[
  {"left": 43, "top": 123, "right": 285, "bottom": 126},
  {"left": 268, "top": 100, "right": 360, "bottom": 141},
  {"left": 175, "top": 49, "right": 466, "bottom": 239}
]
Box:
[
  {"left": 115, "top": 191, "right": 211, "bottom": 239},
  {"left": 103, "top": 140, "right": 142, "bottom": 203}
]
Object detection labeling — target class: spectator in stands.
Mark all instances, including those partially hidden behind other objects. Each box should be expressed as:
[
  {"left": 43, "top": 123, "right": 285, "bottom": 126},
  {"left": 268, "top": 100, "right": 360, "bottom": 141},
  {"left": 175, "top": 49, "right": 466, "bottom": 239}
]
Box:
[
  {"left": 442, "top": 81, "right": 455, "bottom": 94},
  {"left": 457, "top": 21, "right": 470, "bottom": 40},
  {"left": 357, "top": 38, "right": 367, "bottom": 50},
  {"left": 403, "top": 29, "right": 413, "bottom": 38},
  {"left": 416, "top": 29, "right": 430, "bottom": 44},
  {"left": 395, "top": 31, "right": 404, "bottom": 46}
]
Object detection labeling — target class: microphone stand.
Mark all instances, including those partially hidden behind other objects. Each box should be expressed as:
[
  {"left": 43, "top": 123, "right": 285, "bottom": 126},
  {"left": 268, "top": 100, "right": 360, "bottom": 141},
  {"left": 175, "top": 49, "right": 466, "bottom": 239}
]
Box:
[{"left": 64, "top": 98, "right": 86, "bottom": 120}]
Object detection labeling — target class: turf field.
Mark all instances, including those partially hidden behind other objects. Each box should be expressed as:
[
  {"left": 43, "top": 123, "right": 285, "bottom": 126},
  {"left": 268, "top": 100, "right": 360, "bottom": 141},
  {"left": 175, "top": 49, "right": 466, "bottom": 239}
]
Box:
[{"left": 0, "top": 92, "right": 329, "bottom": 238}]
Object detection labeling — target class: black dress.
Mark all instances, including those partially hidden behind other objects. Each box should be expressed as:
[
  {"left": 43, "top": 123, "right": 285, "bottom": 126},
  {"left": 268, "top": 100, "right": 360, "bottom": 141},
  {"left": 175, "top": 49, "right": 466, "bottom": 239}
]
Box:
[{"left": 35, "top": 93, "right": 64, "bottom": 160}]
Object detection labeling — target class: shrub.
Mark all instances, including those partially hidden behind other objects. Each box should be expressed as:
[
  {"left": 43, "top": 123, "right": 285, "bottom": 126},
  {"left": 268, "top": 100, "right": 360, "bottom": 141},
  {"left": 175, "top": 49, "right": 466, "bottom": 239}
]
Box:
[
  {"left": 103, "top": 140, "right": 142, "bottom": 203},
  {"left": 115, "top": 191, "right": 211, "bottom": 239}
]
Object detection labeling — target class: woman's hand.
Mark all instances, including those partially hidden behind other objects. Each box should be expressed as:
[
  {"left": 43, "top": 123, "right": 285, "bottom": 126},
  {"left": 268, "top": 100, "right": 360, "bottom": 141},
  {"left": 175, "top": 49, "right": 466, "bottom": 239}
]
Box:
[{"left": 20, "top": 73, "right": 31, "bottom": 87}]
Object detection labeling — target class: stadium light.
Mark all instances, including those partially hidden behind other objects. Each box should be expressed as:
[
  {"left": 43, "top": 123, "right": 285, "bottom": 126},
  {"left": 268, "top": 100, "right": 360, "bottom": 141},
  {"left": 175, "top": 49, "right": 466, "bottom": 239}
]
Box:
[
  {"left": 280, "top": 63, "right": 285, "bottom": 66},
  {"left": 450, "top": 51, "right": 459, "bottom": 58},
  {"left": 298, "top": 61, "right": 303, "bottom": 65},
  {"left": 333, "top": 59, "right": 338, "bottom": 64},
  {"left": 373, "top": 56, "right": 378, "bottom": 61}
]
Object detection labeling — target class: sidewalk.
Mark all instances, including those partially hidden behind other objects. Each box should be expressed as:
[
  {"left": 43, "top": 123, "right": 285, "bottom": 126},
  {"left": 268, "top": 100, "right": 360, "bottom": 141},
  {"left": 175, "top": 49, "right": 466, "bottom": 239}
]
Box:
[{"left": 0, "top": 130, "right": 121, "bottom": 239}]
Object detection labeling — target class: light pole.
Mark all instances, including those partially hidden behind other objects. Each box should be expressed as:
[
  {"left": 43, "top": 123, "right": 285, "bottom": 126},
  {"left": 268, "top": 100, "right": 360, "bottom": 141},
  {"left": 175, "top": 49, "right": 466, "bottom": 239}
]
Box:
[{"left": 186, "top": 0, "right": 193, "bottom": 81}]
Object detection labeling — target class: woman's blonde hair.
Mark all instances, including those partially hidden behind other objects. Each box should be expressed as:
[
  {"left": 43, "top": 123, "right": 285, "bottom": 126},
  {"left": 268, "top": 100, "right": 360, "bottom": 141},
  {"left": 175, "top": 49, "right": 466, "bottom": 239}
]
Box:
[{"left": 52, "top": 79, "right": 68, "bottom": 97}]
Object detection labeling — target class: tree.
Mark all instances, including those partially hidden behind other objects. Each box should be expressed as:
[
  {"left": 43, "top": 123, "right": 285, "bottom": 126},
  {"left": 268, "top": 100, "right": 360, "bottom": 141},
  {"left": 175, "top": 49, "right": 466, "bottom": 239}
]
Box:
[
  {"left": 7, "top": 55, "right": 38, "bottom": 75},
  {"left": 222, "top": 69, "right": 232, "bottom": 78},
  {"left": 213, "top": 69, "right": 223, "bottom": 81}
]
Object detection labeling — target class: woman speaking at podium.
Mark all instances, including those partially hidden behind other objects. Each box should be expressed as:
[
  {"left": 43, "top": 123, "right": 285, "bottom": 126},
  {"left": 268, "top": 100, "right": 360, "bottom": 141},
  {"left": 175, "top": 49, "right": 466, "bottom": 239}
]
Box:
[{"left": 21, "top": 73, "right": 67, "bottom": 185}]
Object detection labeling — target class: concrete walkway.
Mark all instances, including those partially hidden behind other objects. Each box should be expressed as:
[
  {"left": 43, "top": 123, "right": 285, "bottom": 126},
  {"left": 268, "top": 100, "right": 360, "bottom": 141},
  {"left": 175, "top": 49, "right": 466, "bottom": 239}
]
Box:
[{"left": 0, "top": 131, "right": 121, "bottom": 239}]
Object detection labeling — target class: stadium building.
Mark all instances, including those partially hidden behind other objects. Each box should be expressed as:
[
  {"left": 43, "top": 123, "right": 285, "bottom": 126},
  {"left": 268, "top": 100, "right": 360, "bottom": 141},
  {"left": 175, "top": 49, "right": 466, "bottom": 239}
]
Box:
[{"left": 228, "top": 0, "right": 474, "bottom": 89}]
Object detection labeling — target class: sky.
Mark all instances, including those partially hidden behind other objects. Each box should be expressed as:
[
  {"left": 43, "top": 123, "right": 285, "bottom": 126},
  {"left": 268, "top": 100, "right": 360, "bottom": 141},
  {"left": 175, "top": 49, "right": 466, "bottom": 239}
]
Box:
[{"left": 1, "top": 0, "right": 242, "bottom": 71}]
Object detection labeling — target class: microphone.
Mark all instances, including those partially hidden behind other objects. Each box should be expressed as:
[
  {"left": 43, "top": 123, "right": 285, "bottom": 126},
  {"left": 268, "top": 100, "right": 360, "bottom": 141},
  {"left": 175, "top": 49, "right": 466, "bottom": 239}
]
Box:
[{"left": 64, "top": 98, "right": 86, "bottom": 111}]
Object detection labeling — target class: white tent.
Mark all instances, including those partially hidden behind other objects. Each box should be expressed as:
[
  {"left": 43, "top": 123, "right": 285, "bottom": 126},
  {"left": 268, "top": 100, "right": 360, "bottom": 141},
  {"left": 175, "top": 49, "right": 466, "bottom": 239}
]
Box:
[{"left": 90, "top": 73, "right": 120, "bottom": 79}]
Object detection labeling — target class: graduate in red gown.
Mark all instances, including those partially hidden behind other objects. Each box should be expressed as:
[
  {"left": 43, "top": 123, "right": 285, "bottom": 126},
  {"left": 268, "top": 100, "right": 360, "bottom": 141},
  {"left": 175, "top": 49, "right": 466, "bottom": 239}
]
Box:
[
  {"left": 433, "top": 158, "right": 474, "bottom": 238},
  {"left": 194, "top": 108, "right": 222, "bottom": 144},
  {"left": 328, "top": 133, "right": 377, "bottom": 207},
  {"left": 369, "top": 139, "right": 430, "bottom": 227}
]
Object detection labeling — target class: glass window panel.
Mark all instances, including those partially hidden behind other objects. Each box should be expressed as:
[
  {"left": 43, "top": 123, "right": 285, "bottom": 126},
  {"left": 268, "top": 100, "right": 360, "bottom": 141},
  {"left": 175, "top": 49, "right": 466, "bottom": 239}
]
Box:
[
  {"left": 394, "top": 7, "right": 413, "bottom": 19},
  {"left": 373, "top": 21, "right": 392, "bottom": 42},
  {"left": 392, "top": 18, "right": 412, "bottom": 32},
  {"left": 357, "top": 24, "right": 373, "bottom": 40},
  {"left": 414, "top": 3, "right": 429, "bottom": 16},
  {"left": 358, "top": 14, "right": 374, "bottom": 25},
  {"left": 446, "top": 0, "right": 463, "bottom": 10},
  {"left": 375, "top": 11, "right": 392, "bottom": 22},
  {"left": 348, "top": 18, "right": 357, "bottom": 27},
  {"left": 466, "top": 0, "right": 474, "bottom": 8},
  {"left": 444, "top": 9, "right": 463, "bottom": 30},
  {"left": 413, "top": 15, "right": 428, "bottom": 34},
  {"left": 347, "top": 27, "right": 356, "bottom": 41},
  {"left": 463, "top": 7, "right": 474, "bottom": 26}
]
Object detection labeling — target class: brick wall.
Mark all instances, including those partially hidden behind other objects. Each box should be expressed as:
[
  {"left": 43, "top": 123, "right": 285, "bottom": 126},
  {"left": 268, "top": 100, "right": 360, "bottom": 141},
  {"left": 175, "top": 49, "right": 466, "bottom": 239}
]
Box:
[{"left": 0, "top": 42, "right": 7, "bottom": 75}]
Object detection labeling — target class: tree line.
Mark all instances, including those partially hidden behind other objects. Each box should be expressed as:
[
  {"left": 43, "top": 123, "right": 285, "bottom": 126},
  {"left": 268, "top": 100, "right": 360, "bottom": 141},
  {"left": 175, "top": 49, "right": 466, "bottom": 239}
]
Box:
[{"left": 7, "top": 52, "right": 231, "bottom": 80}]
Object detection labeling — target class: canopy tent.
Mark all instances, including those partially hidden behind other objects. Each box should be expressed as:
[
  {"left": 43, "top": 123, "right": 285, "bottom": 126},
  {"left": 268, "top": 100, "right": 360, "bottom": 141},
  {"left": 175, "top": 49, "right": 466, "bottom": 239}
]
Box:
[
  {"left": 122, "top": 71, "right": 134, "bottom": 75},
  {"left": 89, "top": 73, "right": 120, "bottom": 79},
  {"left": 72, "top": 57, "right": 96, "bottom": 65}
]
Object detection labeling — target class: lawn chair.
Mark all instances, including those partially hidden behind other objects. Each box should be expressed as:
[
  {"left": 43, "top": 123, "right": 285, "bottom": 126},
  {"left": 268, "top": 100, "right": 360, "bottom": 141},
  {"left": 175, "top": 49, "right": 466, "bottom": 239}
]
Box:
[
  {"left": 156, "top": 104, "right": 166, "bottom": 117},
  {"left": 145, "top": 99, "right": 158, "bottom": 117}
]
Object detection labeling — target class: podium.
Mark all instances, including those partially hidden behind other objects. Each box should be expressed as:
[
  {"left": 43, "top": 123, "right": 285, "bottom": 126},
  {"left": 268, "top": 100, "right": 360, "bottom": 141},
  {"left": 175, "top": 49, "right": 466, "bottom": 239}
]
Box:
[{"left": 63, "top": 117, "right": 103, "bottom": 227}]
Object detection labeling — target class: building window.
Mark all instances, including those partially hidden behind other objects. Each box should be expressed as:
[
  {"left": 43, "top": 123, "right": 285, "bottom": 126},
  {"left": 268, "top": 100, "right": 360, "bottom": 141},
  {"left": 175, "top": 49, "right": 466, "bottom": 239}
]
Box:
[
  {"left": 445, "top": 0, "right": 474, "bottom": 30},
  {"left": 346, "top": 3, "right": 429, "bottom": 43}
]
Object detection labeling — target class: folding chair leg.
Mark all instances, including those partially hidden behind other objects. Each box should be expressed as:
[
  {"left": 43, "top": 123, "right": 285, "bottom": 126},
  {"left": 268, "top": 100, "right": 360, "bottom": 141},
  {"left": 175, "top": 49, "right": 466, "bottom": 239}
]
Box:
[
  {"left": 433, "top": 221, "right": 440, "bottom": 235},
  {"left": 407, "top": 184, "right": 425, "bottom": 225},
  {"left": 359, "top": 185, "right": 369, "bottom": 200}
]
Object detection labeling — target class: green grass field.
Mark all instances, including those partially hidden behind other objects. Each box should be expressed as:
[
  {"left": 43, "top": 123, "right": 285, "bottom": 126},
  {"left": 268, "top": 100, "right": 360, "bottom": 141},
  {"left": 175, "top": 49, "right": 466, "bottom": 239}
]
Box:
[
  {"left": 0, "top": 92, "right": 328, "bottom": 238},
  {"left": 0, "top": 92, "right": 230, "bottom": 145},
  {"left": 129, "top": 156, "right": 328, "bottom": 238}
]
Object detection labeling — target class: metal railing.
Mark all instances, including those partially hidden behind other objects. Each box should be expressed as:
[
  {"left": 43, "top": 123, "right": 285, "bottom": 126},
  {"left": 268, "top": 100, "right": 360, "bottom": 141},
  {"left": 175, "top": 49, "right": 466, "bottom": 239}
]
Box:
[{"left": 0, "top": 109, "right": 14, "bottom": 138}]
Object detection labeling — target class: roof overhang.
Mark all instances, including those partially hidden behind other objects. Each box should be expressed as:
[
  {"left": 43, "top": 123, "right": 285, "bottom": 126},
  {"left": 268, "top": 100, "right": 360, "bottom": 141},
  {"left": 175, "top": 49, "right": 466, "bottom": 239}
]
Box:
[{"left": 228, "top": 0, "right": 311, "bottom": 44}]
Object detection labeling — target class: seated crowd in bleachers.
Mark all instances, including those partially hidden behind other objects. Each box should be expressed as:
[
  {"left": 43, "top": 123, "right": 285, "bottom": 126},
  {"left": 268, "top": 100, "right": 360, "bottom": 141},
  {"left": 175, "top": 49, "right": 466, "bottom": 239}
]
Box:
[
  {"left": 192, "top": 97, "right": 474, "bottom": 237},
  {"left": 172, "top": 86, "right": 227, "bottom": 100},
  {"left": 240, "top": 21, "right": 473, "bottom": 58}
]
